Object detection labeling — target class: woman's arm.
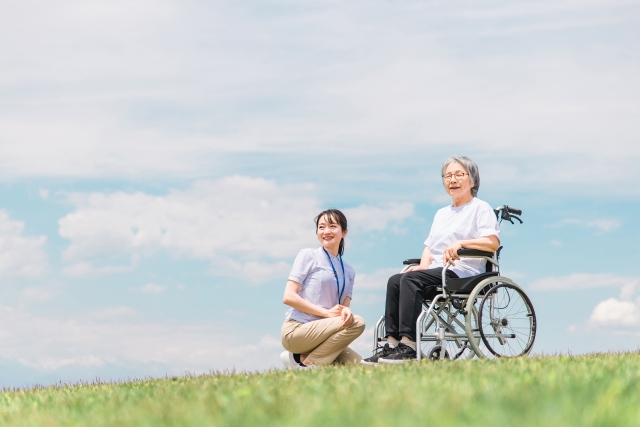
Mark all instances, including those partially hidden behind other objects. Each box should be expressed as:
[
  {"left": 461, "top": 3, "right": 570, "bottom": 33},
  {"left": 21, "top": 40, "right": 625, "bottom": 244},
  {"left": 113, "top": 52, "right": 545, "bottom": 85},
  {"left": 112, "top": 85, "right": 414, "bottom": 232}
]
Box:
[
  {"left": 283, "top": 280, "right": 342, "bottom": 318},
  {"left": 404, "top": 246, "right": 435, "bottom": 272},
  {"left": 443, "top": 235, "right": 500, "bottom": 266}
]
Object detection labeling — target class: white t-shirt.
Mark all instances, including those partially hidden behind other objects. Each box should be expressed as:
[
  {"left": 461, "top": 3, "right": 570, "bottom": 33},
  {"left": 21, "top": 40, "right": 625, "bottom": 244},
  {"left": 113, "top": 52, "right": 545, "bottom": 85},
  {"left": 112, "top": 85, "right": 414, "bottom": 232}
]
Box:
[
  {"left": 285, "top": 247, "right": 356, "bottom": 323},
  {"left": 424, "top": 197, "right": 500, "bottom": 278}
]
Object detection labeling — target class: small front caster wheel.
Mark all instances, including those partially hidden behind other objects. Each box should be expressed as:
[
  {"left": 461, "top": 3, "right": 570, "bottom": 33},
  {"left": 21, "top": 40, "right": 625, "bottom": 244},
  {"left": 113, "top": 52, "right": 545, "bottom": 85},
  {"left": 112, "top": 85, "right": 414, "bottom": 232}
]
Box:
[{"left": 427, "top": 346, "right": 450, "bottom": 361}]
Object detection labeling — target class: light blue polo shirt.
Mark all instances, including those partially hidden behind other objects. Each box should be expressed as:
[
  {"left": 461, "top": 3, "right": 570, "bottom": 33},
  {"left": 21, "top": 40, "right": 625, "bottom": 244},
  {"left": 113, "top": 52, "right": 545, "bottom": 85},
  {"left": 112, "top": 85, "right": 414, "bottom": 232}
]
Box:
[{"left": 285, "top": 247, "right": 356, "bottom": 323}]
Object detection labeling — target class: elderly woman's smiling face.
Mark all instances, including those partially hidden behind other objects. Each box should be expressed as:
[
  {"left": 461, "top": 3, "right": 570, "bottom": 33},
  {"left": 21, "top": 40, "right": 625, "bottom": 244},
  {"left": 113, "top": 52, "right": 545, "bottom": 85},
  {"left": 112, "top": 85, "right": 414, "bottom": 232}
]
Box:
[{"left": 444, "top": 162, "right": 474, "bottom": 200}]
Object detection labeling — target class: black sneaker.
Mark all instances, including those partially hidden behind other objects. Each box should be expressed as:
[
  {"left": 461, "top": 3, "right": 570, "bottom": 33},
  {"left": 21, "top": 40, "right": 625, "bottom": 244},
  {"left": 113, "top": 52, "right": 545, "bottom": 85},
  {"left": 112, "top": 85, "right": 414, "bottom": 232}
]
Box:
[
  {"left": 379, "top": 342, "right": 417, "bottom": 364},
  {"left": 361, "top": 343, "right": 395, "bottom": 365}
]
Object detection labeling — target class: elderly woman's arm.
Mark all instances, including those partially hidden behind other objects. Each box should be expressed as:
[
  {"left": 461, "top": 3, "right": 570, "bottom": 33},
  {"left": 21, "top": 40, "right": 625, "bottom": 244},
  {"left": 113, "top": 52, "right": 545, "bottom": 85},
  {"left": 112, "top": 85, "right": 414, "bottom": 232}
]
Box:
[
  {"left": 443, "top": 235, "right": 500, "bottom": 266},
  {"left": 283, "top": 280, "right": 343, "bottom": 318},
  {"left": 404, "top": 246, "right": 435, "bottom": 272}
]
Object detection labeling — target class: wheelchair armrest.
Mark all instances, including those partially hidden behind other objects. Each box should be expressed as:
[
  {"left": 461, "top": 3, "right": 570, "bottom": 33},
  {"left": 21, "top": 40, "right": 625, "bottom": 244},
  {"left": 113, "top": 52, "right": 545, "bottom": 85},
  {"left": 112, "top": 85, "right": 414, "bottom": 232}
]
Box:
[
  {"left": 403, "top": 258, "right": 422, "bottom": 265},
  {"left": 458, "top": 249, "right": 494, "bottom": 258}
]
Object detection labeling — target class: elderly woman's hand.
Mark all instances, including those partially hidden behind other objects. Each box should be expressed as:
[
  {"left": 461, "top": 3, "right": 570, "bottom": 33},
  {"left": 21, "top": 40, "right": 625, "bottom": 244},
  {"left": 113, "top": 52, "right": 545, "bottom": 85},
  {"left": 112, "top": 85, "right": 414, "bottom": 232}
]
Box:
[
  {"left": 404, "top": 265, "right": 422, "bottom": 273},
  {"left": 443, "top": 241, "right": 463, "bottom": 266},
  {"left": 403, "top": 246, "right": 435, "bottom": 273}
]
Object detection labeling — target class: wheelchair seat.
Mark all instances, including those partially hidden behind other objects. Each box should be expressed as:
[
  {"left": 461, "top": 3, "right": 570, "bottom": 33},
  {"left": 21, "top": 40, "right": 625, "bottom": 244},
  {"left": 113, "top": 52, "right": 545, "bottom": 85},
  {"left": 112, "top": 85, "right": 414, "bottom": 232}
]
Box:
[
  {"left": 403, "top": 248, "right": 500, "bottom": 295},
  {"left": 444, "top": 271, "right": 499, "bottom": 294},
  {"left": 444, "top": 248, "right": 500, "bottom": 294}
]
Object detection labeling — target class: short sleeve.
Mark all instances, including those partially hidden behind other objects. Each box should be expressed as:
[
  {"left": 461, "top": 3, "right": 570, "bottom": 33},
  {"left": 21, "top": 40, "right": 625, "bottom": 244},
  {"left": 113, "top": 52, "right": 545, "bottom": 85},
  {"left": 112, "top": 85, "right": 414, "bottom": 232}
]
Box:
[
  {"left": 423, "top": 211, "right": 439, "bottom": 246},
  {"left": 288, "top": 249, "right": 315, "bottom": 284},
  {"left": 345, "top": 270, "right": 355, "bottom": 300},
  {"left": 475, "top": 204, "right": 500, "bottom": 239}
]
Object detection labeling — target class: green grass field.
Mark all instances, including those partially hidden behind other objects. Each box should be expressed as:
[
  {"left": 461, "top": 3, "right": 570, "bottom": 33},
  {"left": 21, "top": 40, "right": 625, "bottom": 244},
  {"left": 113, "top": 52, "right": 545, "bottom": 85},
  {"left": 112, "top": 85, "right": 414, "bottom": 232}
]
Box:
[{"left": 1, "top": 353, "right": 639, "bottom": 426}]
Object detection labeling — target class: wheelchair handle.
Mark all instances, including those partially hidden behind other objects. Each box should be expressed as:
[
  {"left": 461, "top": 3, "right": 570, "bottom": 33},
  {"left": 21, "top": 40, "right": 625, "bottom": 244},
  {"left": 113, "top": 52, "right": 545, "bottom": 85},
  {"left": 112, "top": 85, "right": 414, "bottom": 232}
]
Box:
[
  {"left": 494, "top": 205, "right": 523, "bottom": 225},
  {"left": 495, "top": 205, "right": 522, "bottom": 215}
]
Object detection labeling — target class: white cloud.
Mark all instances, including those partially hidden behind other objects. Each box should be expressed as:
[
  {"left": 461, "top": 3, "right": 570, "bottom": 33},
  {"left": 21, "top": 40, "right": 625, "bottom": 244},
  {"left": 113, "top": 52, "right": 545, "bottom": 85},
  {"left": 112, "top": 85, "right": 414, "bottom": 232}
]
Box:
[
  {"left": 222, "top": 260, "right": 292, "bottom": 286},
  {"left": 21, "top": 286, "right": 61, "bottom": 302},
  {"left": 344, "top": 203, "right": 414, "bottom": 232},
  {"left": 57, "top": 176, "right": 411, "bottom": 279},
  {"left": 585, "top": 219, "right": 622, "bottom": 233},
  {"left": 133, "top": 284, "right": 169, "bottom": 294},
  {"left": 529, "top": 273, "right": 636, "bottom": 291},
  {"left": 349, "top": 326, "right": 375, "bottom": 357},
  {"left": 0, "top": 211, "right": 48, "bottom": 278},
  {"left": 589, "top": 298, "right": 640, "bottom": 327},
  {"left": 61, "top": 262, "right": 136, "bottom": 278},
  {"left": 557, "top": 218, "right": 622, "bottom": 233},
  {"left": 354, "top": 268, "right": 400, "bottom": 290},
  {"left": 350, "top": 268, "right": 401, "bottom": 308},
  {"left": 586, "top": 278, "right": 640, "bottom": 330},
  {"left": 0, "top": 304, "right": 282, "bottom": 374},
  {"left": 89, "top": 306, "right": 139, "bottom": 320},
  {"left": 58, "top": 176, "right": 319, "bottom": 263},
  {"left": 0, "top": 0, "right": 637, "bottom": 189}
]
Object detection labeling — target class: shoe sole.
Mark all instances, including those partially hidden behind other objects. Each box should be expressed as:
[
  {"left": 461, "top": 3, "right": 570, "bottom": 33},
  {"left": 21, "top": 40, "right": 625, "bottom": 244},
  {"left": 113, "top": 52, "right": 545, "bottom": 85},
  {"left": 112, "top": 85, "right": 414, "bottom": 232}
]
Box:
[{"left": 360, "top": 360, "right": 379, "bottom": 365}]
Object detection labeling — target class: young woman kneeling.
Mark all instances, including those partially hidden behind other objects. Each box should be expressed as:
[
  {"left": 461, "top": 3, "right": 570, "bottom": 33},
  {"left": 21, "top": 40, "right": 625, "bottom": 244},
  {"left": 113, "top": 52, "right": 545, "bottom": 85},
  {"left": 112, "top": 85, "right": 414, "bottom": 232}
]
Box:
[{"left": 280, "top": 209, "right": 365, "bottom": 369}]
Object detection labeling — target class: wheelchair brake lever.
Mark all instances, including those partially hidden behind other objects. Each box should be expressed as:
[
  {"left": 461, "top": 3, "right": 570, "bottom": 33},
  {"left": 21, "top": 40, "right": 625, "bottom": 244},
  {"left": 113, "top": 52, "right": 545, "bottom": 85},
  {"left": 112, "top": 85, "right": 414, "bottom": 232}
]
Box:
[{"left": 511, "top": 215, "right": 523, "bottom": 224}]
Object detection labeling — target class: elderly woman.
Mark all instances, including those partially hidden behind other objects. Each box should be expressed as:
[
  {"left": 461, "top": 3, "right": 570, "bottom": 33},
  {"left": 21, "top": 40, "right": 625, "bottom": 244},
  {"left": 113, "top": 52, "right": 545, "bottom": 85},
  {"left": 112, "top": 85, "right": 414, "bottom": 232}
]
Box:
[{"left": 363, "top": 156, "right": 500, "bottom": 364}]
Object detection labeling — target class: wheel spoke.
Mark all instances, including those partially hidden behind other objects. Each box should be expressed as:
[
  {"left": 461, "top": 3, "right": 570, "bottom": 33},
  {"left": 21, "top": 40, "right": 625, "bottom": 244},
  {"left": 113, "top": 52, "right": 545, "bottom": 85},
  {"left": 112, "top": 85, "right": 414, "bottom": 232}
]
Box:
[{"left": 475, "top": 281, "right": 536, "bottom": 358}]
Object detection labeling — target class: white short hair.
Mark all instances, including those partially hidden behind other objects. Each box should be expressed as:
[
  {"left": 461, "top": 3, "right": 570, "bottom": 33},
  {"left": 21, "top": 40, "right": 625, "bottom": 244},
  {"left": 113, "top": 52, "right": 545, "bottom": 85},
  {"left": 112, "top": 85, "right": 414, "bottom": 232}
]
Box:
[{"left": 441, "top": 155, "right": 480, "bottom": 197}]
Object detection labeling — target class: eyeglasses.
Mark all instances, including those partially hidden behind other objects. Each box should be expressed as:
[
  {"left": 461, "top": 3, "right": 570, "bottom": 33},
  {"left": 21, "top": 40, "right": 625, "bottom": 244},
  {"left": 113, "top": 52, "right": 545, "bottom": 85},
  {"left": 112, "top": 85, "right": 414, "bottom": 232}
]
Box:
[{"left": 442, "top": 172, "right": 468, "bottom": 182}]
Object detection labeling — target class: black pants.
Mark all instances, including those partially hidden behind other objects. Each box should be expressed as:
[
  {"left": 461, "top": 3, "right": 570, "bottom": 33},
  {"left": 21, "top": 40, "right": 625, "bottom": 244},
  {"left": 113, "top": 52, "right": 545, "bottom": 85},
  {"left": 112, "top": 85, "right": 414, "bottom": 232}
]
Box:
[{"left": 384, "top": 268, "right": 459, "bottom": 342}]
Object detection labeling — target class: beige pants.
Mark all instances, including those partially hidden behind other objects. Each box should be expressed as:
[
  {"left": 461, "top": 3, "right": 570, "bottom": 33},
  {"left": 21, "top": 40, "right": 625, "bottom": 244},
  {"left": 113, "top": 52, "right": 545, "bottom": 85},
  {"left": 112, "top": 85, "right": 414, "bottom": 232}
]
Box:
[{"left": 281, "top": 316, "right": 365, "bottom": 366}]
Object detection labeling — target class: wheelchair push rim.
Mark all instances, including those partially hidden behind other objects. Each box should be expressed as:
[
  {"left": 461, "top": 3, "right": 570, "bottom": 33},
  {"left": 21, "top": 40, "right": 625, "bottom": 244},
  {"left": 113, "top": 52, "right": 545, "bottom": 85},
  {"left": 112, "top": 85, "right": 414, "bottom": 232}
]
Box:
[
  {"left": 464, "top": 277, "right": 537, "bottom": 359},
  {"left": 418, "top": 300, "right": 477, "bottom": 361}
]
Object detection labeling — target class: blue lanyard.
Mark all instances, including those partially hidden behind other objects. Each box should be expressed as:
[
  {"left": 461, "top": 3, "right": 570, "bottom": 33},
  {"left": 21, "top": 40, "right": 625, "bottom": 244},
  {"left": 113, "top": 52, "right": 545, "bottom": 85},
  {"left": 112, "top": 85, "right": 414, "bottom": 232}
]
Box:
[{"left": 322, "top": 248, "right": 346, "bottom": 304}]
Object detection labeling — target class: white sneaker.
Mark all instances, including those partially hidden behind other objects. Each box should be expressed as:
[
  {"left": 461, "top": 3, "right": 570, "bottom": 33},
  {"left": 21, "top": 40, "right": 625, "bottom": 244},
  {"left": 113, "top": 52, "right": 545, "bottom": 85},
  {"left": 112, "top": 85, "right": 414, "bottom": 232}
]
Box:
[
  {"left": 280, "top": 351, "right": 297, "bottom": 369},
  {"left": 298, "top": 363, "right": 318, "bottom": 369},
  {"left": 280, "top": 351, "right": 318, "bottom": 370}
]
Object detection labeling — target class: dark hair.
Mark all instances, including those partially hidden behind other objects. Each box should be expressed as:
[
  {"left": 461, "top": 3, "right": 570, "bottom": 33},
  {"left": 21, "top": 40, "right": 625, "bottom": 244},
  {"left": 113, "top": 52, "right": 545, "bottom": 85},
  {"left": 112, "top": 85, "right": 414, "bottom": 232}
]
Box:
[{"left": 314, "top": 209, "right": 348, "bottom": 256}]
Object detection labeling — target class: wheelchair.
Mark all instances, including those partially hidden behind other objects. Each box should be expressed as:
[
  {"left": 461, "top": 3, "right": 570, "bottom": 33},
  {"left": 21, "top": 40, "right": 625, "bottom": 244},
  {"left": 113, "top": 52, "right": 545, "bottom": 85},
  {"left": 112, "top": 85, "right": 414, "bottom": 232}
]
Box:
[{"left": 372, "top": 205, "right": 537, "bottom": 361}]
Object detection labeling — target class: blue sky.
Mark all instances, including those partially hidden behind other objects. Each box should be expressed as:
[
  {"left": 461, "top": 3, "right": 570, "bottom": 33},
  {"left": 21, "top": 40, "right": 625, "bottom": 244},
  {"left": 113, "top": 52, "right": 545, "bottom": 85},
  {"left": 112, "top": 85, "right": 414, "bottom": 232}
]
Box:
[{"left": 0, "top": 0, "right": 639, "bottom": 387}]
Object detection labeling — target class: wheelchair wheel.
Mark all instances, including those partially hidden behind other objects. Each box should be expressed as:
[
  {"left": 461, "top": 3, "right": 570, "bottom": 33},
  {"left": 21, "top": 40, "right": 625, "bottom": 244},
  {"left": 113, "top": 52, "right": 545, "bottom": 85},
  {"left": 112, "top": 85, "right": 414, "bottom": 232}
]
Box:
[
  {"left": 464, "top": 277, "right": 536, "bottom": 358},
  {"left": 418, "top": 301, "right": 476, "bottom": 360},
  {"left": 427, "top": 346, "right": 450, "bottom": 361}
]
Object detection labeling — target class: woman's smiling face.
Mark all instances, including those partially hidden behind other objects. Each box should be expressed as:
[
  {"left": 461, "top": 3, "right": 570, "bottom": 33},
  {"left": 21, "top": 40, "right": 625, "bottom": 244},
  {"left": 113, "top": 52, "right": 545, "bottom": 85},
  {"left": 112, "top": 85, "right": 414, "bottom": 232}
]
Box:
[
  {"left": 316, "top": 214, "right": 347, "bottom": 250},
  {"left": 444, "top": 162, "right": 474, "bottom": 199}
]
